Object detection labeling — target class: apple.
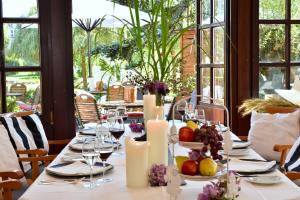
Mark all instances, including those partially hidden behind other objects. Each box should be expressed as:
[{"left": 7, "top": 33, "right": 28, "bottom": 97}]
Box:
[
  {"left": 181, "top": 160, "right": 198, "bottom": 176},
  {"left": 179, "top": 126, "right": 195, "bottom": 142}
]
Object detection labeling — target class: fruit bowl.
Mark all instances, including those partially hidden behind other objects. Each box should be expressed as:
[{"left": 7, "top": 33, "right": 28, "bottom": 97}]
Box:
[
  {"left": 179, "top": 163, "right": 226, "bottom": 181},
  {"left": 178, "top": 141, "right": 207, "bottom": 150}
]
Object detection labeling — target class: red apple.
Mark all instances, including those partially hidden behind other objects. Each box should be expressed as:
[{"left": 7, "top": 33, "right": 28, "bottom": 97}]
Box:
[
  {"left": 181, "top": 160, "right": 198, "bottom": 176},
  {"left": 179, "top": 127, "right": 195, "bottom": 142}
]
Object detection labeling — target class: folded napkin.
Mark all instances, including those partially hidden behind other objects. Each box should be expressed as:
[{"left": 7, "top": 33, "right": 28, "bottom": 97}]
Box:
[
  {"left": 232, "top": 141, "right": 251, "bottom": 149},
  {"left": 46, "top": 161, "right": 112, "bottom": 176},
  {"left": 229, "top": 158, "right": 276, "bottom": 173}
]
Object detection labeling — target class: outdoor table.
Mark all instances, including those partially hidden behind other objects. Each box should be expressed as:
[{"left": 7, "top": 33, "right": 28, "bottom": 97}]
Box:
[
  {"left": 19, "top": 123, "right": 300, "bottom": 200},
  {"left": 98, "top": 100, "right": 144, "bottom": 110}
]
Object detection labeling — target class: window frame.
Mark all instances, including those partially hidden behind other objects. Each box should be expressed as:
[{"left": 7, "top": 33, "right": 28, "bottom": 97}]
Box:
[
  {"left": 252, "top": 0, "right": 300, "bottom": 97},
  {"left": 196, "top": 0, "right": 227, "bottom": 103},
  {"left": 0, "top": 0, "right": 42, "bottom": 112}
]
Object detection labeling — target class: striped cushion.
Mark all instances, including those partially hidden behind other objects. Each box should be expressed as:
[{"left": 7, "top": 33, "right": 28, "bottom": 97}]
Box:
[
  {"left": 0, "top": 114, "right": 49, "bottom": 172},
  {"left": 285, "top": 136, "right": 300, "bottom": 172}
]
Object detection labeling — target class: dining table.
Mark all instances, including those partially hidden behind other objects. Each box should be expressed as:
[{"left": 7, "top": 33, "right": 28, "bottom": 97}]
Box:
[
  {"left": 19, "top": 122, "right": 300, "bottom": 200},
  {"left": 98, "top": 100, "right": 144, "bottom": 110}
]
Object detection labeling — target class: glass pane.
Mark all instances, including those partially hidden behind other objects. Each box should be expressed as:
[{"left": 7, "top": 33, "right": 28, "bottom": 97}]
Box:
[
  {"left": 200, "top": 68, "right": 210, "bottom": 100},
  {"left": 259, "top": 67, "right": 286, "bottom": 99},
  {"left": 291, "top": 0, "right": 300, "bottom": 19},
  {"left": 201, "top": 0, "right": 211, "bottom": 25},
  {"left": 259, "top": 0, "right": 285, "bottom": 19},
  {"left": 213, "top": 27, "right": 224, "bottom": 64},
  {"left": 291, "top": 67, "right": 300, "bottom": 87},
  {"left": 214, "top": 0, "right": 224, "bottom": 22},
  {"left": 4, "top": 23, "right": 40, "bottom": 67},
  {"left": 291, "top": 25, "right": 300, "bottom": 62},
  {"left": 259, "top": 24, "right": 285, "bottom": 62},
  {"left": 213, "top": 68, "right": 224, "bottom": 103},
  {"left": 2, "top": 0, "right": 38, "bottom": 18},
  {"left": 200, "top": 29, "right": 210, "bottom": 64},
  {"left": 6, "top": 72, "right": 41, "bottom": 112}
]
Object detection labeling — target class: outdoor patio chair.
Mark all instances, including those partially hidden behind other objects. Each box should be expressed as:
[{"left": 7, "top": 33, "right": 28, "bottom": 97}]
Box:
[
  {"left": 107, "top": 85, "right": 124, "bottom": 101},
  {"left": 9, "top": 83, "right": 27, "bottom": 101},
  {"left": 74, "top": 93, "right": 102, "bottom": 124}
]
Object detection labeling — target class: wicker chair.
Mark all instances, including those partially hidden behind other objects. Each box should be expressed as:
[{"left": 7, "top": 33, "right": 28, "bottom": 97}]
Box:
[
  {"left": 107, "top": 85, "right": 124, "bottom": 101},
  {"left": 9, "top": 83, "right": 27, "bottom": 101},
  {"left": 74, "top": 94, "right": 101, "bottom": 124}
]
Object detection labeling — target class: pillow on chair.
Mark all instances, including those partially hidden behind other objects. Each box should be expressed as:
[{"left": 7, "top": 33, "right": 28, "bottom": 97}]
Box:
[
  {"left": 248, "top": 110, "right": 300, "bottom": 161},
  {"left": 0, "top": 113, "right": 49, "bottom": 171},
  {"left": 285, "top": 136, "right": 300, "bottom": 172}
]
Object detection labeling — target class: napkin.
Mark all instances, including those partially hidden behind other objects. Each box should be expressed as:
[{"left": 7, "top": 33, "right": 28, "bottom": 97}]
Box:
[
  {"left": 229, "top": 158, "right": 276, "bottom": 173},
  {"left": 46, "top": 161, "right": 112, "bottom": 176},
  {"left": 232, "top": 141, "right": 251, "bottom": 149}
]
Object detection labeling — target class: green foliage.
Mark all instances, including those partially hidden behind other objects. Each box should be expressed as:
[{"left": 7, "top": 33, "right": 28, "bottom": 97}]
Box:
[{"left": 7, "top": 96, "right": 19, "bottom": 112}]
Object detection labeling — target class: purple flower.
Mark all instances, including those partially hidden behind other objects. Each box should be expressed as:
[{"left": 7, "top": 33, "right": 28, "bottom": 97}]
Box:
[
  {"left": 149, "top": 164, "right": 167, "bottom": 186},
  {"left": 129, "top": 123, "right": 144, "bottom": 133},
  {"left": 198, "top": 182, "right": 225, "bottom": 200},
  {"left": 143, "top": 81, "right": 169, "bottom": 96}
]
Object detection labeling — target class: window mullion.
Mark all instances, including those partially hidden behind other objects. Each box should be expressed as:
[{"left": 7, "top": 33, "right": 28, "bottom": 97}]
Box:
[{"left": 285, "top": 0, "right": 291, "bottom": 89}]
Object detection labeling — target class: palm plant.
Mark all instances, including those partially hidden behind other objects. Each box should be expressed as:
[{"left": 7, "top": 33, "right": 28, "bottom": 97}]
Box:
[{"left": 126, "top": 0, "right": 193, "bottom": 82}]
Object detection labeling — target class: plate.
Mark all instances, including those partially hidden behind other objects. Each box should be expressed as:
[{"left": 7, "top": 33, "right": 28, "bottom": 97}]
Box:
[
  {"left": 46, "top": 161, "right": 113, "bottom": 177},
  {"left": 79, "top": 129, "right": 96, "bottom": 136},
  {"left": 219, "top": 149, "right": 250, "bottom": 156},
  {"left": 180, "top": 168, "right": 226, "bottom": 181},
  {"left": 178, "top": 141, "right": 206, "bottom": 149},
  {"left": 69, "top": 141, "right": 120, "bottom": 151},
  {"left": 232, "top": 141, "right": 251, "bottom": 149},
  {"left": 247, "top": 176, "right": 282, "bottom": 185}
]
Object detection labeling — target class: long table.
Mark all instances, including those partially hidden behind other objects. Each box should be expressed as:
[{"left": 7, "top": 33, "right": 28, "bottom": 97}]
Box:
[{"left": 19, "top": 124, "right": 300, "bottom": 200}]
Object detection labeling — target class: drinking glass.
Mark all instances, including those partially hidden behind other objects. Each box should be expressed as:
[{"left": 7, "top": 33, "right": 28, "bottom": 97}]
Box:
[
  {"left": 82, "top": 138, "right": 99, "bottom": 189},
  {"left": 195, "top": 106, "right": 206, "bottom": 125},
  {"left": 95, "top": 134, "right": 114, "bottom": 183},
  {"left": 109, "top": 116, "right": 125, "bottom": 155},
  {"left": 185, "top": 102, "right": 195, "bottom": 120},
  {"left": 106, "top": 109, "right": 116, "bottom": 126},
  {"left": 116, "top": 106, "right": 128, "bottom": 122},
  {"left": 176, "top": 100, "right": 187, "bottom": 123}
]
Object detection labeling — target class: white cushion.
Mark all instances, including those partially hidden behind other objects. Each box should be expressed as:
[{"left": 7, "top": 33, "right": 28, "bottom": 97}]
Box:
[{"left": 248, "top": 110, "right": 300, "bottom": 161}]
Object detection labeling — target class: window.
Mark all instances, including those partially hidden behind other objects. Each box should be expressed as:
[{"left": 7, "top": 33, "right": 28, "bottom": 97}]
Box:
[
  {"left": 197, "top": 0, "right": 225, "bottom": 103},
  {"left": 255, "top": 0, "right": 300, "bottom": 99},
  {"left": 0, "top": 0, "right": 41, "bottom": 112}
]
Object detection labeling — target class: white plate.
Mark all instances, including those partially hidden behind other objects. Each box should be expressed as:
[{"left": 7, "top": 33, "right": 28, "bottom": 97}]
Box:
[
  {"left": 46, "top": 161, "right": 113, "bottom": 177},
  {"left": 69, "top": 142, "right": 119, "bottom": 151},
  {"left": 247, "top": 176, "right": 282, "bottom": 185},
  {"left": 219, "top": 149, "right": 250, "bottom": 156},
  {"left": 79, "top": 129, "right": 96, "bottom": 135},
  {"left": 180, "top": 169, "right": 226, "bottom": 181},
  {"left": 232, "top": 141, "right": 251, "bottom": 149},
  {"left": 178, "top": 141, "right": 206, "bottom": 149}
]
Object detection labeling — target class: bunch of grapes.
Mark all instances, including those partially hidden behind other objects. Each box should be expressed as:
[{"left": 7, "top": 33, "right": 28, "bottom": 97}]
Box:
[{"left": 194, "top": 124, "right": 223, "bottom": 160}]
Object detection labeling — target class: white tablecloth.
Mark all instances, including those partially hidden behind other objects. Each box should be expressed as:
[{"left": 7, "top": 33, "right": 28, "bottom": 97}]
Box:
[{"left": 19, "top": 123, "right": 300, "bottom": 200}]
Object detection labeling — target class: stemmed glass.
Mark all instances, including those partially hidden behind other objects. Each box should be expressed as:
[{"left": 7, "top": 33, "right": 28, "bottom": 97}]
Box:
[
  {"left": 116, "top": 106, "right": 128, "bottom": 122},
  {"left": 109, "top": 116, "right": 125, "bottom": 155},
  {"left": 95, "top": 133, "right": 114, "bottom": 183},
  {"left": 176, "top": 100, "right": 187, "bottom": 123},
  {"left": 185, "top": 102, "right": 195, "bottom": 120},
  {"left": 195, "top": 105, "right": 206, "bottom": 125},
  {"left": 82, "top": 138, "right": 99, "bottom": 189},
  {"left": 106, "top": 109, "right": 116, "bottom": 126}
]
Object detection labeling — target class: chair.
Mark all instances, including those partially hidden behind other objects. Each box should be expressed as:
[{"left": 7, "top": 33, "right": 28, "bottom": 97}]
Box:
[
  {"left": 6, "top": 111, "right": 70, "bottom": 184},
  {"left": 74, "top": 94, "right": 101, "bottom": 124},
  {"left": 264, "top": 106, "right": 300, "bottom": 181},
  {"left": 107, "top": 85, "right": 124, "bottom": 101},
  {"left": 9, "top": 83, "right": 27, "bottom": 101},
  {"left": 0, "top": 170, "right": 23, "bottom": 200}
]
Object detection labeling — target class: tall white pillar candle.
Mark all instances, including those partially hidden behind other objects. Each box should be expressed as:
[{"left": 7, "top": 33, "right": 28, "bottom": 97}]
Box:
[
  {"left": 147, "top": 119, "right": 169, "bottom": 167},
  {"left": 125, "top": 137, "right": 150, "bottom": 188},
  {"left": 143, "top": 94, "right": 156, "bottom": 125}
]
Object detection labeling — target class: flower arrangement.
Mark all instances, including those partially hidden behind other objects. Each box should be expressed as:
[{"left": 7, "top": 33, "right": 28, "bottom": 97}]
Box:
[
  {"left": 144, "top": 80, "right": 170, "bottom": 106},
  {"left": 198, "top": 172, "right": 241, "bottom": 200},
  {"left": 149, "top": 164, "right": 167, "bottom": 186},
  {"left": 129, "top": 122, "right": 144, "bottom": 133}
]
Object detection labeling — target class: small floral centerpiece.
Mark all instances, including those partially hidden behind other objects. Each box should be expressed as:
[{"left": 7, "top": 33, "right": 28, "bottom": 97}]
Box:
[
  {"left": 149, "top": 164, "right": 167, "bottom": 186},
  {"left": 144, "top": 80, "right": 170, "bottom": 106},
  {"left": 198, "top": 172, "right": 241, "bottom": 200},
  {"left": 129, "top": 122, "right": 144, "bottom": 133}
]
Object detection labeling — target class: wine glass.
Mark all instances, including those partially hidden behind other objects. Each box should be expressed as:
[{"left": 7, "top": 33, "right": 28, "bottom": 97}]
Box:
[
  {"left": 109, "top": 116, "right": 125, "bottom": 155},
  {"left": 95, "top": 134, "right": 114, "bottom": 183},
  {"left": 195, "top": 106, "right": 206, "bottom": 125},
  {"left": 185, "top": 102, "right": 195, "bottom": 120},
  {"left": 106, "top": 109, "right": 116, "bottom": 126},
  {"left": 82, "top": 138, "right": 99, "bottom": 189},
  {"left": 116, "top": 106, "right": 128, "bottom": 122},
  {"left": 176, "top": 100, "right": 187, "bottom": 123}
]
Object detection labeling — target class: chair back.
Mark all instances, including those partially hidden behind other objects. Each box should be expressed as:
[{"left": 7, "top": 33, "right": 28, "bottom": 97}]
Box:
[
  {"left": 107, "top": 85, "right": 124, "bottom": 101},
  {"left": 74, "top": 94, "right": 101, "bottom": 124},
  {"left": 10, "top": 83, "right": 27, "bottom": 101}
]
